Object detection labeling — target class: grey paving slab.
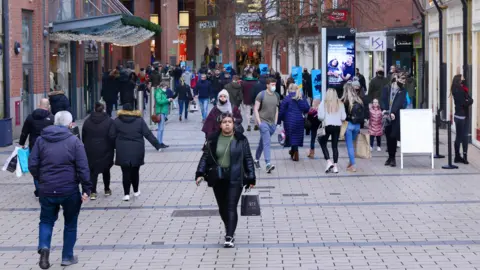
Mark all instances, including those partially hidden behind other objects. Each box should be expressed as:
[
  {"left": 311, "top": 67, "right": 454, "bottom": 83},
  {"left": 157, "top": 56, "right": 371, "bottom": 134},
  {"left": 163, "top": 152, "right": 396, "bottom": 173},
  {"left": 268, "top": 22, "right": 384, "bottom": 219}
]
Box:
[{"left": 1, "top": 106, "right": 480, "bottom": 269}]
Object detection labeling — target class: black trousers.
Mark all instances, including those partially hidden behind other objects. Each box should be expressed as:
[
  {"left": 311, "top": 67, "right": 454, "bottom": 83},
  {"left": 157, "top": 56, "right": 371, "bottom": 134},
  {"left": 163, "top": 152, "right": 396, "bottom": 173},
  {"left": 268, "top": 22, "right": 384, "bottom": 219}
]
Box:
[
  {"left": 385, "top": 125, "right": 397, "bottom": 159},
  {"left": 370, "top": 135, "right": 381, "bottom": 147},
  {"left": 121, "top": 166, "right": 140, "bottom": 195},
  {"left": 90, "top": 168, "right": 111, "bottom": 193},
  {"left": 319, "top": 125, "right": 340, "bottom": 163},
  {"left": 213, "top": 174, "right": 243, "bottom": 238},
  {"left": 454, "top": 117, "right": 469, "bottom": 155},
  {"left": 106, "top": 103, "right": 114, "bottom": 117}
]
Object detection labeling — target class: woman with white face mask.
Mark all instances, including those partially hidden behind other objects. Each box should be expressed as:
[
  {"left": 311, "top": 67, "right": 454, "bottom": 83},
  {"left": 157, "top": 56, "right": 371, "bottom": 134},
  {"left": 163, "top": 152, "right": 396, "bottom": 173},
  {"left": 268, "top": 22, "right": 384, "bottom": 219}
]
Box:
[{"left": 155, "top": 82, "right": 173, "bottom": 148}]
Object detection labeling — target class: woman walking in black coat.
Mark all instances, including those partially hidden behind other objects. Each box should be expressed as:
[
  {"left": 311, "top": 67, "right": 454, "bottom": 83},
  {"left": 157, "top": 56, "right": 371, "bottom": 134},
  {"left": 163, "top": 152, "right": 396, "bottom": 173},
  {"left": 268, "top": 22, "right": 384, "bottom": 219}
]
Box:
[
  {"left": 451, "top": 74, "right": 474, "bottom": 164},
  {"left": 119, "top": 72, "right": 136, "bottom": 107},
  {"left": 48, "top": 85, "right": 74, "bottom": 120},
  {"left": 82, "top": 102, "right": 115, "bottom": 200},
  {"left": 195, "top": 113, "right": 256, "bottom": 248},
  {"left": 174, "top": 78, "right": 193, "bottom": 121},
  {"left": 109, "top": 103, "right": 161, "bottom": 201}
]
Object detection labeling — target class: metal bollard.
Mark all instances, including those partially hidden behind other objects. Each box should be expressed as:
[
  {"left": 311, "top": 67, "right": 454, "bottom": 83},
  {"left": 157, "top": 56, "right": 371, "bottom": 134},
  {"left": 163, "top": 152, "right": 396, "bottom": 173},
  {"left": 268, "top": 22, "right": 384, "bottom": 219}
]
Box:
[
  {"left": 137, "top": 91, "right": 144, "bottom": 115},
  {"left": 150, "top": 87, "right": 156, "bottom": 126}
]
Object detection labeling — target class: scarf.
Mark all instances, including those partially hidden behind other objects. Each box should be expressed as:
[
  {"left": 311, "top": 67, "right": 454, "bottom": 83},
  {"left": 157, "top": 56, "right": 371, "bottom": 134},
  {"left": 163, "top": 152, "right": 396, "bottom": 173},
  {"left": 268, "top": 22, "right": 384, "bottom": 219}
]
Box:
[{"left": 217, "top": 89, "right": 232, "bottom": 113}]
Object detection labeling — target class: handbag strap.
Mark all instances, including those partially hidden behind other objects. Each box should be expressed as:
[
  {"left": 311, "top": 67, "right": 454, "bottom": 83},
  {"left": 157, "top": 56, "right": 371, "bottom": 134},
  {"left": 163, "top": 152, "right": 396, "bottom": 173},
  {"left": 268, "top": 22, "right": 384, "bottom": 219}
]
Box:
[{"left": 220, "top": 136, "right": 234, "bottom": 167}]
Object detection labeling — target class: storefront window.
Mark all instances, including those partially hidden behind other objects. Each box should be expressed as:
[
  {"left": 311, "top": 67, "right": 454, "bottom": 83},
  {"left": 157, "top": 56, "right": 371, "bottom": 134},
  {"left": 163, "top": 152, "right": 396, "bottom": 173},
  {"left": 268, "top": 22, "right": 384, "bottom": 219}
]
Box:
[
  {"left": 49, "top": 42, "right": 71, "bottom": 95},
  {"left": 84, "top": 0, "right": 97, "bottom": 18},
  {"left": 22, "top": 12, "right": 33, "bottom": 64},
  {"left": 49, "top": 0, "right": 73, "bottom": 22}
]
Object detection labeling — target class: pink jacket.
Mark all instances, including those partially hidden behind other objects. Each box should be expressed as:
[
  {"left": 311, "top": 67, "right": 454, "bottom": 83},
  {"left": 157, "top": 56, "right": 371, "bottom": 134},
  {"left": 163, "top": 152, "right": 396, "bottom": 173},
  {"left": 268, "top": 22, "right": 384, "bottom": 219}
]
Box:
[{"left": 369, "top": 105, "right": 383, "bottom": 136}]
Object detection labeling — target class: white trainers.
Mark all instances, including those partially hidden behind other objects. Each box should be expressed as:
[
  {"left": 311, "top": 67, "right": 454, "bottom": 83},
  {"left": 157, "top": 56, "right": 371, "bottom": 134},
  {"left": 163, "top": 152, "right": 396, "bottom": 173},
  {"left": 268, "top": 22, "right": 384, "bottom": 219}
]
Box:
[
  {"left": 325, "top": 160, "right": 334, "bottom": 173},
  {"left": 122, "top": 195, "right": 130, "bottom": 201},
  {"left": 224, "top": 236, "right": 235, "bottom": 248},
  {"left": 332, "top": 164, "right": 339, "bottom": 174},
  {"left": 370, "top": 146, "right": 373, "bottom": 151},
  {"left": 133, "top": 191, "right": 141, "bottom": 197},
  {"left": 376, "top": 146, "right": 381, "bottom": 152}
]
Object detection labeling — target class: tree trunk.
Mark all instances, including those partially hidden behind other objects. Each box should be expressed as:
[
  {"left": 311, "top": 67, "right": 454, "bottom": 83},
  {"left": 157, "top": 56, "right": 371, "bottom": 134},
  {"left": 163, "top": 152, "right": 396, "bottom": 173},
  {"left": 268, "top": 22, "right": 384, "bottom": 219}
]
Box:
[
  {"left": 317, "top": 0, "right": 323, "bottom": 69},
  {"left": 294, "top": 25, "right": 300, "bottom": 66}
]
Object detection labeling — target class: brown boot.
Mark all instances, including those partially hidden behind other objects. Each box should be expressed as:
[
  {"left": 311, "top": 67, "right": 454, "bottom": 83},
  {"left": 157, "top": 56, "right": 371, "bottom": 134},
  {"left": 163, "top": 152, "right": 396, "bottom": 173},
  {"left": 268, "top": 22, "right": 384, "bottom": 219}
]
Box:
[
  {"left": 307, "top": 149, "right": 315, "bottom": 159},
  {"left": 292, "top": 151, "right": 299, "bottom": 161}
]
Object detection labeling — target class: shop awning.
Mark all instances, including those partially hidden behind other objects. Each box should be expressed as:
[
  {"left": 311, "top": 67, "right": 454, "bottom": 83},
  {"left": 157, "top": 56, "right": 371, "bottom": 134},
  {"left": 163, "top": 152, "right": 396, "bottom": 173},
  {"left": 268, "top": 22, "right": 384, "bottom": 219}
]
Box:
[{"left": 50, "top": 14, "right": 162, "bottom": 47}]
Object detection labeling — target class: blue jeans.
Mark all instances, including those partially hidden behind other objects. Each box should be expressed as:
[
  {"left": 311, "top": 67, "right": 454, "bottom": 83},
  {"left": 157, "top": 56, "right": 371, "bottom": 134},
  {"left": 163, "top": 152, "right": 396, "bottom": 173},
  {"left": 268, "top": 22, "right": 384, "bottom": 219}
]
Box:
[
  {"left": 39, "top": 192, "right": 82, "bottom": 261},
  {"left": 345, "top": 122, "right": 361, "bottom": 166},
  {"left": 255, "top": 122, "right": 276, "bottom": 164},
  {"left": 157, "top": 114, "right": 166, "bottom": 144},
  {"left": 199, "top": 98, "right": 209, "bottom": 120},
  {"left": 178, "top": 100, "right": 189, "bottom": 119}
]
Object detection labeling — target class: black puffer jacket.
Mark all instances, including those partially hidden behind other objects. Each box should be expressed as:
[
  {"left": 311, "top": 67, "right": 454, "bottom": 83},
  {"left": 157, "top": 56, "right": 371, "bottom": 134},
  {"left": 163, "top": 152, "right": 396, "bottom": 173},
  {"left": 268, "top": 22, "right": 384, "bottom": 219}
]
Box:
[
  {"left": 48, "top": 90, "right": 73, "bottom": 118},
  {"left": 19, "top": 109, "right": 54, "bottom": 150},
  {"left": 196, "top": 131, "right": 256, "bottom": 187},
  {"left": 82, "top": 112, "right": 115, "bottom": 173},
  {"left": 109, "top": 110, "right": 161, "bottom": 167}
]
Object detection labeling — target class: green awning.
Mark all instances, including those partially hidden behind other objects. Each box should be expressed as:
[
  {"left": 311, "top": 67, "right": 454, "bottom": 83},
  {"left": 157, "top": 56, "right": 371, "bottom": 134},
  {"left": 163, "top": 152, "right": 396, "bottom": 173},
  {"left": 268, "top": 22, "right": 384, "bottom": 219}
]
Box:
[{"left": 50, "top": 15, "right": 162, "bottom": 47}]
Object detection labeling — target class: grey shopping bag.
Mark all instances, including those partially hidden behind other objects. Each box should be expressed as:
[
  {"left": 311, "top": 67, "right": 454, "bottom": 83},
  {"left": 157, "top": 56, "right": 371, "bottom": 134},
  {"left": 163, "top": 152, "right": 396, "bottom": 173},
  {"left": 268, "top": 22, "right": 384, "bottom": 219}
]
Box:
[{"left": 241, "top": 190, "right": 261, "bottom": 216}]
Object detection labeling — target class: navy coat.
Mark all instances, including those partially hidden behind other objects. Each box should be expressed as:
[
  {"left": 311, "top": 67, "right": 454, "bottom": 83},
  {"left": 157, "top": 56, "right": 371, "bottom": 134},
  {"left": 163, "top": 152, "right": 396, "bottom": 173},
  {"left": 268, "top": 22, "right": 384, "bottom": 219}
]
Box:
[{"left": 279, "top": 92, "right": 310, "bottom": 147}]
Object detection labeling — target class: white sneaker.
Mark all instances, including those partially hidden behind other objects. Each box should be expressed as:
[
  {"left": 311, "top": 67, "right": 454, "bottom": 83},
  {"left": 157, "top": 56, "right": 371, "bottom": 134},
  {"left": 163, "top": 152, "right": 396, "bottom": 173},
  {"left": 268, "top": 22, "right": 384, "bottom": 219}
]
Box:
[
  {"left": 133, "top": 191, "right": 141, "bottom": 197},
  {"left": 333, "top": 164, "right": 339, "bottom": 174},
  {"left": 122, "top": 195, "right": 130, "bottom": 201},
  {"left": 370, "top": 146, "right": 373, "bottom": 151},
  {"left": 376, "top": 146, "right": 381, "bottom": 152},
  {"left": 325, "top": 160, "right": 334, "bottom": 173}
]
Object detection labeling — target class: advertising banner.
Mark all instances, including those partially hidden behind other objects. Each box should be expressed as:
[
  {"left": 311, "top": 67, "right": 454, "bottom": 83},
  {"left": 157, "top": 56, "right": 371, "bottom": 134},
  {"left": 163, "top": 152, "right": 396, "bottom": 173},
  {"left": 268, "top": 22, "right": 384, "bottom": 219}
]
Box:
[
  {"left": 311, "top": 69, "right": 322, "bottom": 100},
  {"left": 326, "top": 28, "right": 356, "bottom": 96},
  {"left": 235, "top": 13, "right": 262, "bottom": 36},
  {"left": 291, "top": 66, "right": 303, "bottom": 92},
  {"left": 224, "top": 64, "right": 232, "bottom": 74},
  {"left": 259, "top": 64, "right": 269, "bottom": 75}
]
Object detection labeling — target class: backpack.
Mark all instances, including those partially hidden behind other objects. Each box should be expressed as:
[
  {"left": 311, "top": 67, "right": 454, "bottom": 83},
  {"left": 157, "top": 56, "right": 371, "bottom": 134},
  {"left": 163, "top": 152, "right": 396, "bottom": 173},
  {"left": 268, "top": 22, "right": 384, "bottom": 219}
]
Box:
[
  {"left": 259, "top": 90, "right": 280, "bottom": 111},
  {"left": 350, "top": 102, "right": 365, "bottom": 125}
]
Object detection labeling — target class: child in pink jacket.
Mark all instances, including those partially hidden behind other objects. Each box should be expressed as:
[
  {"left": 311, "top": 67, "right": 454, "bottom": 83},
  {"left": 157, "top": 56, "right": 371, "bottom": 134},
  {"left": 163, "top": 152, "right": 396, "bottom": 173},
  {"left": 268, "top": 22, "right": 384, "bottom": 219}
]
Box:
[{"left": 369, "top": 98, "right": 383, "bottom": 151}]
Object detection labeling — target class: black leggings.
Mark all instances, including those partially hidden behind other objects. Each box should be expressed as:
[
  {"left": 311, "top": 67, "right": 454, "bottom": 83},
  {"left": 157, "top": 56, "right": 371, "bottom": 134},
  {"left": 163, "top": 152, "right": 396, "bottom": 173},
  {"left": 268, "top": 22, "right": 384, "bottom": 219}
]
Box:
[
  {"left": 121, "top": 166, "right": 140, "bottom": 195},
  {"left": 319, "top": 125, "right": 340, "bottom": 163},
  {"left": 90, "top": 168, "right": 111, "bottom": 193},
  {"left": 213, "top": 178, "right": 243, "bottom": 238},
  {"left": 370, "top": 136, "right": 382, "bottom": 147},
  {"left": 454, "top": 117, "right": 469, "bottom": 155},
  {"left": 385, "top": 125, "right": 397, "bottom": 159}
]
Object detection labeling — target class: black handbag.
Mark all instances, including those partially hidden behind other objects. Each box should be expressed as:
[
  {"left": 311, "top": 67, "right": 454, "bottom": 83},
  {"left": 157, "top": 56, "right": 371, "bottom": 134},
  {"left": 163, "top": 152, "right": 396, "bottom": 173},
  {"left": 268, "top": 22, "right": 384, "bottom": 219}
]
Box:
[
  {"left": 6, "top": 156, "right": 17, "bottom": 173},
  {"left": 241, "top": 191, "right": 261, "bottom": 216}
]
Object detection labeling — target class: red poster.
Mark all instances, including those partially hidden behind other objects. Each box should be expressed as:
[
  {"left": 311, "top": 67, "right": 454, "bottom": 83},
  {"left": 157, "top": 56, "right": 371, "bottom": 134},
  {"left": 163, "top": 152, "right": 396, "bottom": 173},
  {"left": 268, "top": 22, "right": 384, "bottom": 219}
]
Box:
[
  {"left": 328, "top": 10, "right": 348, "bottom": 22},
  {"left": 15, "top": 101, "right": 20, "bottom": 126}
]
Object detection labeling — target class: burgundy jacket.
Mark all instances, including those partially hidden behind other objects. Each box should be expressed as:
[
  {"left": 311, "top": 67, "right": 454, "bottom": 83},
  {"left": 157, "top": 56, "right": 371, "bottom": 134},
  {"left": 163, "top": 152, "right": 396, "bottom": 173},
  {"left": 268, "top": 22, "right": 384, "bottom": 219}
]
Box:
[{"left": 202, "top": 106, "right": 242, "bottom": 138}]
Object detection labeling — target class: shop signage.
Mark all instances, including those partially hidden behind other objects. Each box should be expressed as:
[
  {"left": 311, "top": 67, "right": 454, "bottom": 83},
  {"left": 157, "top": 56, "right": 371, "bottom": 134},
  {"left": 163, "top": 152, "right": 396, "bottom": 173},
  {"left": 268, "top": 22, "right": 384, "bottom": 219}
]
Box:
[
  {"left": 369, "top": 36, "right": 386, "bottom": 51},
  {"left": 84, "top": 41, "right": 98, "bottom": 62},
  {"left": 328, "top": 9, "right": 348, "bottom": 22},
  {"left": 199, "top": 21, "right": 218, "bottom": 29},
  {"left": 394, "top": 35, "right": 413, "bottom": 52},
  {"left": 236, "top": 13, "right": 262, "bottom": 36},
  {"left": 413, "top": 33, "right": 422, "bottom": 49}
]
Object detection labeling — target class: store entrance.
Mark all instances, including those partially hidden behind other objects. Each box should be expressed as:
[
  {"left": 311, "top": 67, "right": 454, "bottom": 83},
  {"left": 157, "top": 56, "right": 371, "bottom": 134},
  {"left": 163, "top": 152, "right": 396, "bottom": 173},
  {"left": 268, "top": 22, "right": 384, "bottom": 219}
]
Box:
[
  {"left": 22, "top": 65, "right": 34, "bottom": 121},
  {"left": 235, "top": 39, "right": 262, "bottom": 74},
  {"left": 83, "top": 62, "right": 98, "bottom": 114}
]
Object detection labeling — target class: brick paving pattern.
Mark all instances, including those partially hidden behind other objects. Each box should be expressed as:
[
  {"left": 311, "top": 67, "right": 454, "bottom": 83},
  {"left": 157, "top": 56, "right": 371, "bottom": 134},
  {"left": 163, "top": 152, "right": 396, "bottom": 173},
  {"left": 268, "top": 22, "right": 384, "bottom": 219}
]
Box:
[{"left": 1, "top": 109, "right": 480, "bottom": 269}]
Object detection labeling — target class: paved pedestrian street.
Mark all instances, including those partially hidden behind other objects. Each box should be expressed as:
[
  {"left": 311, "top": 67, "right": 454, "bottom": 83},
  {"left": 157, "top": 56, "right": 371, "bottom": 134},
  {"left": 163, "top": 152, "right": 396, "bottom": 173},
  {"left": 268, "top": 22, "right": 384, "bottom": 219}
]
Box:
[{"left": 1, "top": 110, "right": 480, "bottom": 270}]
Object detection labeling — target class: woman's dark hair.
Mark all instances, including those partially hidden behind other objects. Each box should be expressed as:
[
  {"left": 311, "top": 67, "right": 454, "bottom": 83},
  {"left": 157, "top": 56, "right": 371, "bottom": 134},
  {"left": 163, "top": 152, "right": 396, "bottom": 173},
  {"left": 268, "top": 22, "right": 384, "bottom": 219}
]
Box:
[
  {"left": 123, "top": 103, "right": 134, "bottom": 111},
  {"left": 94, "top": 102, "right": 105, "bottom": 113},
  {"left": 218, "top": 112, "right": 234, "bottom": 124},
  {"left": 329, "top": 59, "right": 338, "bottom": 67},
  {"left": 451, "top": 74, "right": 462, "bottom": 94}
]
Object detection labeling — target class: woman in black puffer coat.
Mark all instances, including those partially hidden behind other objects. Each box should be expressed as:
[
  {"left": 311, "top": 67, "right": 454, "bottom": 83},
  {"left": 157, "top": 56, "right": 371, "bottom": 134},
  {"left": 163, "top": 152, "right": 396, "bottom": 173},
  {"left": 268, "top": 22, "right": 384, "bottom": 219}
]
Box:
[
  {"left": 195, "top": 112, "right": 256, "bottom": 248},
  {"left": 82, "top": 102, "right": 115, "bottom": 200}
]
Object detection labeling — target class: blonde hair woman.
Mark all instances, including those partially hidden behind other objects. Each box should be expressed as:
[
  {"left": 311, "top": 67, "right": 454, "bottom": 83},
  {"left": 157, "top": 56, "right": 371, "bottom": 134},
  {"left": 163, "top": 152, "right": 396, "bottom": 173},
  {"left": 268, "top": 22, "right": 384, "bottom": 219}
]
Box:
[
  {"left": 341, "top": 82, "right": 365, "bottom": 172},
  {"left": 318, "top": 89, "right": 346, "bottom": 173},
  {"left": 278, "top": 83, "right": 310, "bottom": 161},
  {"left": 306, "top": 98, "right": 322, "bottom": 158}
]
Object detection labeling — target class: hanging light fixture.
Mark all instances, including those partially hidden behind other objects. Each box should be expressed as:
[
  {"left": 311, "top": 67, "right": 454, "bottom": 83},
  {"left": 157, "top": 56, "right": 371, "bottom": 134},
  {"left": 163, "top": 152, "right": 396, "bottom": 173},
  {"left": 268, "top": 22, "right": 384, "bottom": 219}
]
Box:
[{"left": 179, "top": 11, "right": 189, "bottom": 29}]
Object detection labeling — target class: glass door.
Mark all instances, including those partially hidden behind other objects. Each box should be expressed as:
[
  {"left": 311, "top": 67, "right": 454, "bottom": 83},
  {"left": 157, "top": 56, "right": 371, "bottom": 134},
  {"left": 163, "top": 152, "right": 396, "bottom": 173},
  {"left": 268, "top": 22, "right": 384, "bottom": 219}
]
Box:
[{"left": 22, "top": 65, "right": 33, "bottom": 121}]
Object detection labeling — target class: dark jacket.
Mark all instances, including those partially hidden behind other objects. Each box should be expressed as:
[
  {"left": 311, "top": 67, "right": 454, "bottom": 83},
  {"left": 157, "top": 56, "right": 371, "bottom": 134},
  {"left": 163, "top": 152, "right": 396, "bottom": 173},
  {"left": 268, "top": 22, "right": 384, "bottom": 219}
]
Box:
[
  {"left": 194, "top": 79, "right": 212, "bottom": 99},
  {"left": 252, "top": 76, "right": 268, "bottom": 105},
  {"left": 210, "top": 76, "right": 224, "bottom": 98},
  {"left": 224, "top": 81, "right": 243, "bottom": 107},
  {"left": 357, "top": 73, "right": 367, "bottom": 92},
  {"left": 101, "top": 73, "right": 118, "bottom": 104},
  {"left": 28, "top": 125, "right": 91, "bottom": 197},
  {"left": 279, "top": 93, "right": 310, "bottom": 147},
  {"left": 19, "top": 109, "right": 54, "bottom": 150},
  {"left": 380, "top": 86, "right": 407, "bottom": 140},
  {"left": 452, "top": 85, "right": 473, "bottom": 118},
  {"left": 82, "top": 112, "right": 115, "bottom": 173},
  {"left": 149, "top": 70, "right": 162, "bottom": 87},
  {"left": 302, "top": 72, "right": 312, "bottom": 99},
  {"left": 118, "top": 72, "right": 135, "bottom": 105},
  {"left": 109, "top": 110, "right": 161, "bottom": 167},
  {"left": 368, "top": 74, "right": 390, "bottom": 101},
  {"left": 48, "top": 90, "right": 72, "bottom": 118},
  {"left": 241, "top": 77, "right": 258, "bottom": 106},
  {"left": 174, "top": 83, "right": 193, "bottom": 101},
  {"left": 202, "top": 106, "right": 243, "bottom": 138},
  {"left": 196, "top": 131, "right": 256, "bottom": 187}
]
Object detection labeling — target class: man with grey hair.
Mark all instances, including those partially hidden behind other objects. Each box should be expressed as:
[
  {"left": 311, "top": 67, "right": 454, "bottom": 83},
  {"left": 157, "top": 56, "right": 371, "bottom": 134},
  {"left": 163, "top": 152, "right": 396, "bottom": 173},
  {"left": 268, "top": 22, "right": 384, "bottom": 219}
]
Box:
[
  {"left": 19, "top": 98, "right": 54, "bottom": 197},
  {"left": 29, "top": 111, "right": 91, "bottom": 269}
]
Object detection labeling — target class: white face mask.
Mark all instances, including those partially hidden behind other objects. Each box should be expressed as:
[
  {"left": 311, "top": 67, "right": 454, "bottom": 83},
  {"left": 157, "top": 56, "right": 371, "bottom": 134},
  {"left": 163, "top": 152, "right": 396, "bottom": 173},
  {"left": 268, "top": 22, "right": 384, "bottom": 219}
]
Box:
[
  {"left": 162, "top": 88, "right": 167, "bottom": 92},
  {"left": 270, "top": 86, "right": 276, "bottom": 91}
]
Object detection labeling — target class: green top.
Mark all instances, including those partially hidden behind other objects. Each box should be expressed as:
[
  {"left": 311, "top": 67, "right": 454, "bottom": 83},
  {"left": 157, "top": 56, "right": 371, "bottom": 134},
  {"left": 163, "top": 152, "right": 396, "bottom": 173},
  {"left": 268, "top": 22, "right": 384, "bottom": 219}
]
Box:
[
  {"left": 216, "top": 134, "right": 233, "bottom": 168},
  {"left": 154, "top": 88, "right": 170, "bottom": 115}
]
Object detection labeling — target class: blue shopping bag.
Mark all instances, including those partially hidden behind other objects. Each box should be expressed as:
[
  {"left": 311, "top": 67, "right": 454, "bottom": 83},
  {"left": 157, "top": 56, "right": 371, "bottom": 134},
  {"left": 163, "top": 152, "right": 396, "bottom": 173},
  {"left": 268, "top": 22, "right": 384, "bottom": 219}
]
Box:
[{"left": 17, "top": 148, "right": 30, "bottom": 173}]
